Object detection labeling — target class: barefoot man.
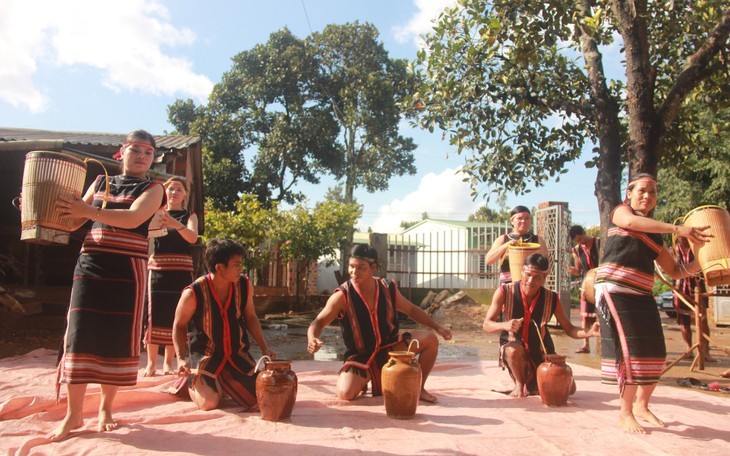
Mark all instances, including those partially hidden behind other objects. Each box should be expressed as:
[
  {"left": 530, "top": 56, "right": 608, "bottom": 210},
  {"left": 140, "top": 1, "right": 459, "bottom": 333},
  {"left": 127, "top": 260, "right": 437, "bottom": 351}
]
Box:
[
  {"left": 483, "top": 253, "right": 599, "bottom": 397},
  {"left": 307, "top": 244, "right": 452, "bottom": 403}
]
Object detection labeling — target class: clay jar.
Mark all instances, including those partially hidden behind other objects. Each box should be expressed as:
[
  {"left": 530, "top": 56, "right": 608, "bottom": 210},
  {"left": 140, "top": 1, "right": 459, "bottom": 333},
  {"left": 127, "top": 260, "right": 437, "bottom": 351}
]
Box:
[
  {"left": 536, "top": 354, "right": 573, "bottom": 406},
  {"left": 381, "top": 351, "right": 422, "bottom": 419},
  {"left": 255, "top": 359, "right": 297, "bottom": 421}
]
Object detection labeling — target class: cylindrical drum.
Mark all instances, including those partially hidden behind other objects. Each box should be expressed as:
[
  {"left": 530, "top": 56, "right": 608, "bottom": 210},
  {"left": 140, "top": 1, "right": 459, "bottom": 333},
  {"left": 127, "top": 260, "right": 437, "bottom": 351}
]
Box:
[
  {"left": 508, "top": 243, "right": 541, "bottom": 282},
  {"left": 381, "top": 351, "right": 422, "bottom": 419},
  {"left": 683, "top": 205, "right": 730, "bottom": 287},
  {"left": 536, "top": 354, "right": 574, "bottom": 406},
  {"left": 581, "top": 268, "right": 597, "bottom": 304},
  {"left": 21, "top": 151, "right": 87, "bottom": 245},
  {"left": 255, "top": 359, "right": 297, "bottom": 422}
]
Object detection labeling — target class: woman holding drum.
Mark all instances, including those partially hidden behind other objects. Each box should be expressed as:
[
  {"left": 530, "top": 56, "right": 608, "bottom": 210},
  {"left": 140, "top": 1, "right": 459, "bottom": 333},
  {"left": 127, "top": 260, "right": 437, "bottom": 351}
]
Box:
[
  {"left": 594, "top": 173, "right": 710, "bottom": 434},
  {"left": 141, "top": 176, "right": 198, "bottom": 377},
  {"left": 51, "top": 130, "right": 165, "bottom": 441},
  {"left": 486, "top": 205, "right": 548, "bottom": 284}
]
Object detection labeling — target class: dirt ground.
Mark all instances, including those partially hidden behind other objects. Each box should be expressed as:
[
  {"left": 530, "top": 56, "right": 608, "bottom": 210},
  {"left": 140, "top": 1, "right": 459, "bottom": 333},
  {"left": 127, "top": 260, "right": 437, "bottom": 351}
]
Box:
[{"left": 2, "top": 299, "right": 729, "bottom": 396}]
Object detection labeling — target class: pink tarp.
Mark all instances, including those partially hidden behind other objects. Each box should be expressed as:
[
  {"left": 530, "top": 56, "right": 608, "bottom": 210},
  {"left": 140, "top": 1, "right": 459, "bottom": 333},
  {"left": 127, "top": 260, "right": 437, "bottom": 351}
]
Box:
[{"left": 1, "top": 349, "right": 728, "bottom": 455}]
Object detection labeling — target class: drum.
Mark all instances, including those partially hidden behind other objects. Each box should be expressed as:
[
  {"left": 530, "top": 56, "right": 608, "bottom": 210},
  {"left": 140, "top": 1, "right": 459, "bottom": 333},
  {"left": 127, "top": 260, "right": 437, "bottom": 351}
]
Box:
[
  {"left": 581, "top": 268, "right": 597, "bottom": 304},
  {"left": 683, "top": 205, "right": 730, "bottom": 287},
  {"left": 20, "top": 151, "right": 87, "bottom": 245},
  {"left": 508, "top": 242, "right": 541, "bottom": 282}
]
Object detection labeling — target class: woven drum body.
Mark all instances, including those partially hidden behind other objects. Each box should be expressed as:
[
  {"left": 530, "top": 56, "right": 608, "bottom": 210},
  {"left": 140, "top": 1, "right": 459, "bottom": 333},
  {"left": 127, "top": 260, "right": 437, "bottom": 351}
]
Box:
[
  {"left": 684, "top": 205, "right": 730, "bottom": 287},
  {"left": 508, "top": 243, "right": 541, "bottom": 282},
  {"left": 582, "top": 268, "right": 597, "bottom": 304},
  {"left": 21, "top": 151, "right": 87, "bottom": 245}
]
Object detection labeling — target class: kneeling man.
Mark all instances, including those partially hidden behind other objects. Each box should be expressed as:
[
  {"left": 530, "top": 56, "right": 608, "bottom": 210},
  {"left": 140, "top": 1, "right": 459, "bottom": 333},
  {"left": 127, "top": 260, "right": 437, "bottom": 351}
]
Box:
[
  {"left": 173, "top": 238, "right": 275, "bottom": 411},
  {"left": 483, "top": 253, "right": 599, "bottom": 397},
  {"left": 307, "top": 245, "right": 452, "bottom": 403}
]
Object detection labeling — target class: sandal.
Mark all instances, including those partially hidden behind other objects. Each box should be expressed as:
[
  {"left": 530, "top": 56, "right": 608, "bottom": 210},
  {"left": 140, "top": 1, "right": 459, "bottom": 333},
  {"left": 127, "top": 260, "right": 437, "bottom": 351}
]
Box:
[{"left": 575, "top": 347, "right": 590, "bottom": 354}]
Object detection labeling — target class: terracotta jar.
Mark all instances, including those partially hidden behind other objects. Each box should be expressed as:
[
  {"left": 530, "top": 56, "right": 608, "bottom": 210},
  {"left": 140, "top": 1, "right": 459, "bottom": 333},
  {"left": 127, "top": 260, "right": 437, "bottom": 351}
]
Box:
[
  {"left": 381, "top": 351, "right": 422, "bottom": 419},
  {"left": 536, "top": 354, "right": 573, "bottom": 406},
  {"left": 255, "top": 359, "right": 297, "bottom": 421}
]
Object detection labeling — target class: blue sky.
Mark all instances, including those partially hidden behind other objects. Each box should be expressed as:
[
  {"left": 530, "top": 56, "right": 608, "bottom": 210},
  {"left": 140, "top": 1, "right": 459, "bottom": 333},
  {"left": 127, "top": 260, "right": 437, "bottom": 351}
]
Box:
[{"left": 0, "top": 0, "right": 601, "bottom": 232}]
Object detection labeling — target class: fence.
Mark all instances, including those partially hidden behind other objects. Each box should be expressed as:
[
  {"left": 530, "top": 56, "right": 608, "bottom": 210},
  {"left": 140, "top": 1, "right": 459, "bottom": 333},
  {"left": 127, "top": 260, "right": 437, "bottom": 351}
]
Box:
[{"left": 384, "top": 205, "right": 573, "bottom": 298}]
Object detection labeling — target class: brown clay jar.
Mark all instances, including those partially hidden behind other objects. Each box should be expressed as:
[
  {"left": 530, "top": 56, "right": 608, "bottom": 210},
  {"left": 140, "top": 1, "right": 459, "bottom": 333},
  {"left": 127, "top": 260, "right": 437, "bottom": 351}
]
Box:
[
  {"left": 536, "top": 354, "right": 573, "bottom": 406},
  {"left": 381, "top": 351, "right": 422, "bottom": 419},
  {"left": 256, "top": 359, "right": 297, "bottom": 421}
]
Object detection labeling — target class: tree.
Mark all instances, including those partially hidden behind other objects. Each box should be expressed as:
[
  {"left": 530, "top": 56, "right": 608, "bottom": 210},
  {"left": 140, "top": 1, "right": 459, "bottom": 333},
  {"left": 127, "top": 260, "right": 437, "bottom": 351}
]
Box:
[
  {"left": 309, "top": 21, "right": 419, "bottom": 272},
  {"left": 278, "top": 199, "right": 361, "bottom": 299},
  {"left": 655, "top": 96, "right": 730, "bottom": 223},
  {"left": 309, "top": 22, "right": 418, "bottom": 203},
  {"left": 409, "top": 0, "right": 730, "bottom": 228},
  {"left": 203, "top": 195, "right": 279, "bottom": 270},
  {"left": 169, "top": 28, "right": 342, "bottom": 208},
  {"left": 468, "top": 205, "right": 508, "bottom": 223}
]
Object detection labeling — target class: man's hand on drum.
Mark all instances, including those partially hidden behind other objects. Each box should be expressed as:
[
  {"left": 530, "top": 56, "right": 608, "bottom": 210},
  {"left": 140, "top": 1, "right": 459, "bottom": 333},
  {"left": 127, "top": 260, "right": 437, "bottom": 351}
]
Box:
[{"left": 56, "top": 194, "right": 92, "bottom": 219}]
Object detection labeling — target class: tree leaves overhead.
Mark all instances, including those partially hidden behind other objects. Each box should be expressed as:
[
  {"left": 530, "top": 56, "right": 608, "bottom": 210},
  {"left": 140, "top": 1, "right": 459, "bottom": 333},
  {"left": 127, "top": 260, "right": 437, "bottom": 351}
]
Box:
[
  {"left": 168, "top": 23, "right": 417, "bottom": 212},
  {"left": 409, "top": 0, "right": 730, "bottom": 227}
]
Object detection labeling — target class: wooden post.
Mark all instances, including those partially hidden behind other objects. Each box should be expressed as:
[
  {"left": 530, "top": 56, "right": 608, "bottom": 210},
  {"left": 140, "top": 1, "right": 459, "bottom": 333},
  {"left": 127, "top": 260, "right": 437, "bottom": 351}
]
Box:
[{"left": 369, "top": 233, "right": 388, "bottom": 278}]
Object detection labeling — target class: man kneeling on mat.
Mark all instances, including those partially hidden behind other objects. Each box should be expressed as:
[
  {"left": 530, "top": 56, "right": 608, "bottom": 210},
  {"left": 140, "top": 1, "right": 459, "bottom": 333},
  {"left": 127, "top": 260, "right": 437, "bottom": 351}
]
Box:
[{"left": 482, "top": 253, "right": 599, "bottom": 397}]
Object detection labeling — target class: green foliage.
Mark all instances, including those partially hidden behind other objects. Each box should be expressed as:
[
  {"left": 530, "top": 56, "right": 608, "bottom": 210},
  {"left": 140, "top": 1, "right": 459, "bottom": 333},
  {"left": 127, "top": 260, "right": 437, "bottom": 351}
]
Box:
[
  {"left": 308, "top": 22, "right": 417, "bottom": 202},
  {"left": 169, "top": 23, "right": 418, "bottom": 214},
  {"left": 408, "top": 0, "right": 730, "bottom": 224},
  {"left": 468, "top": 205, "right": 509, "bottom": 223},
  {"left": 202, "top": 195, "right": 279, "bottom": 270},
  {"left": 278, "top": 199, "right": 362, "bottom": 265}
]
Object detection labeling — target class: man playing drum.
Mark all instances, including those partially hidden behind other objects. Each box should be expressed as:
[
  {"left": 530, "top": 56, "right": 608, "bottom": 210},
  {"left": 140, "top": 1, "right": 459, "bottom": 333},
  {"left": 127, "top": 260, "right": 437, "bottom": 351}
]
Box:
[{"left": 568, "top": 225, "right": 600, "bottom": 353}]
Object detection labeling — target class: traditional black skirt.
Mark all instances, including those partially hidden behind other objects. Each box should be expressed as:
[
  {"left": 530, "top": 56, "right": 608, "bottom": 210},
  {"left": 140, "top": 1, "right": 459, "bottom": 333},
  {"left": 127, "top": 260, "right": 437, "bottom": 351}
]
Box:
[{"left": 598, "top": 291, "right": 666, "bottom": 392}]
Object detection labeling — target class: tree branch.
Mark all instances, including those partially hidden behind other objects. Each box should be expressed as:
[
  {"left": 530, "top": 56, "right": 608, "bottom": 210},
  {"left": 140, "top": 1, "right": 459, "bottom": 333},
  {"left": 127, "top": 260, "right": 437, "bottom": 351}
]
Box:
[{"left": 660, "top": 9, "right": 730, "bottom": 129}]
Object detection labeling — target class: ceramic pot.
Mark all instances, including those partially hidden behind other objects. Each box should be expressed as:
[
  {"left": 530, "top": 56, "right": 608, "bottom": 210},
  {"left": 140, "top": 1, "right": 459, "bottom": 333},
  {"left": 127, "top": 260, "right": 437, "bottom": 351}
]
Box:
[
  {"left": 536, "top": 354, "right": 573, "bottom": 406},
  {"left": 381, "top": 351, "right": 422, "bottom": 419},
  {"left": 256, "top": 359, "right": 297, "bottom": 421}
]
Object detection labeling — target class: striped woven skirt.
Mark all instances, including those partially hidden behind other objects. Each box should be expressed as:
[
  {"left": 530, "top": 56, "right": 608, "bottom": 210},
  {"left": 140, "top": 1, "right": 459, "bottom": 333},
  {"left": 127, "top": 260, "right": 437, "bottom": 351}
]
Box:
[
  {"left": 146, "top": 268, "right": 193, "bottom": 346},
  {"left": 58, "top": 252, "right": 146, "bottom": 386},
  {"left": 597, "top": 291, "right": 666, "bottom": 392}
]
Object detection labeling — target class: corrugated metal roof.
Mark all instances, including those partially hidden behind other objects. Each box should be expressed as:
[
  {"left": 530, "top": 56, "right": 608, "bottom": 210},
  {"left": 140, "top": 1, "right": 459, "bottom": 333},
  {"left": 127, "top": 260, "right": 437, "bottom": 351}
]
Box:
[{"left": 0, "top": 127, "right": 200, "bottom": 150}]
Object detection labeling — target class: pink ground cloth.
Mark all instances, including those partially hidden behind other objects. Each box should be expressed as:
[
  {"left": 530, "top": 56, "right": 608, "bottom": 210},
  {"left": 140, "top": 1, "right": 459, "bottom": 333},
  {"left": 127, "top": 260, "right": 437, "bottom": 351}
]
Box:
[{"left": 1, "top": 349, "right": 728, "bottom": 455}]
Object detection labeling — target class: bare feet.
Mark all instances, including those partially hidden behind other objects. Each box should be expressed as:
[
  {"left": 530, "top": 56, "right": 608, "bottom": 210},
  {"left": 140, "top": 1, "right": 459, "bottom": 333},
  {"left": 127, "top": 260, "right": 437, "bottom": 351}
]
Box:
[
  {"left": 619, "top": 413, "right": 645, "bottom": 434},
  {"left": 140, "top": 365, "right": 156, "bottom": 377},
  {"left": 633, "top": 406, "right": 666, "bottom": 428},
  {"left": 509, "top": 383, "right": 527, "bottom": 398},
  {"left": 575, "top": 346, "right": 590, "bottom": 354},
  {"left": 47, "top": 415, "right": 84, "bottom": 441},
  {"left": 98, "top": 409, "right": 118, "bottom": 432},
  {"left": 162, "top": 364, "right": 176, "bottom": 375},
  {"left": 419, "top": 389, "right": 438, "bottom": 403},
  {"left": 722, "top": 369, "right": 730, "bottom": 379}
]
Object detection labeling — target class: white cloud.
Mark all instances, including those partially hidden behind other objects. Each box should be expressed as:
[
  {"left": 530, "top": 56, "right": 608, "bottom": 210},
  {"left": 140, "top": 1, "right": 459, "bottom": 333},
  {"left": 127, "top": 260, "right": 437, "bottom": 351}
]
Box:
[
  {"left": 393, "top": 0, "right": 456, "bottom": 47},
  {"left": 0, "top": 0, "right": 212, "bottom": 113},
  {"left": 367, "top": 168, "right": 482, "bottom": 233}
]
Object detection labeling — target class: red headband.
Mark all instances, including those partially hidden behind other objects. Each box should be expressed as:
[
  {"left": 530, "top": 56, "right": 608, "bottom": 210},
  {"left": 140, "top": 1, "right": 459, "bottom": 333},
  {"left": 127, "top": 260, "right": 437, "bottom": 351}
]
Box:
[
  {"left": 113, "top": 141, "right": 156, "bottom": 160},
  {"left": 628, "top": 176, "right": 657, "bottom": 186}
]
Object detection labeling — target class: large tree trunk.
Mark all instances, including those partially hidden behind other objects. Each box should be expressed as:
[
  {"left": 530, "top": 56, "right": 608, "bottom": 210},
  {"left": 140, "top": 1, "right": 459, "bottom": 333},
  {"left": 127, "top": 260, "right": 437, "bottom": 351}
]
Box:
[{"left": 579, "top": 0, "right": 623, "bottom": 238}]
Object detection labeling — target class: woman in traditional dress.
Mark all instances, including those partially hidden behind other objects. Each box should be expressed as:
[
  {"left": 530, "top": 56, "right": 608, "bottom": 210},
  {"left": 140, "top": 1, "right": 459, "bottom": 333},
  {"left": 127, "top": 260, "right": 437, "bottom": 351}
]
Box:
[
  {"left": 486, "top": 205, "right": 549, "bottom": 284},
  {"left": 141, "top": 176, "right": 198, "bottom": 377},
  {"left": 594, "top": 173, "right": 709, "bottom": 434},
  {"left": 51, "top": 130, "right": 165, "bottom": 441}
]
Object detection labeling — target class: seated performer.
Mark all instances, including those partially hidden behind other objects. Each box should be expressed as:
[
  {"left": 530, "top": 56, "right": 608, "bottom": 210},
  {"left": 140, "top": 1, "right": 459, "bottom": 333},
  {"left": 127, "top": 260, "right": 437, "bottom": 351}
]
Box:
[
  {"left": 173, "top": 238, "right": 275, "bottom": 411},
  {"left": 482, "top": 253, "right": 599, "bottom": 397},
  {"left": 307, "top": 244, "right": 452, "bottom": 403}
]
